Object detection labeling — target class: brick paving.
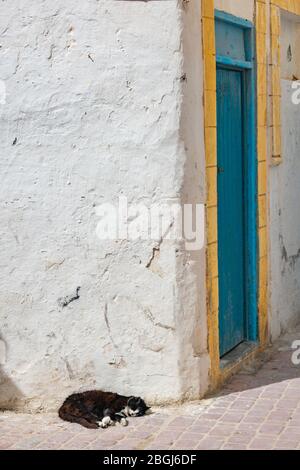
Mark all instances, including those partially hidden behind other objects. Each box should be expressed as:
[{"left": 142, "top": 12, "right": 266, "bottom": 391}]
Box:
[{"left": 1, "top": 328, "right": 300, "bottom": 450}]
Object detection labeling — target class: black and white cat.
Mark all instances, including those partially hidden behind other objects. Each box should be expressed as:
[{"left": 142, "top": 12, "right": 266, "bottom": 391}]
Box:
[{"left": 58, "top": 390, "right": 150, "bottom": 429}]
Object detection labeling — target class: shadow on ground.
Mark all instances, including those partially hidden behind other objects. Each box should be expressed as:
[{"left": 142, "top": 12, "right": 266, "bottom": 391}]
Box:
[{"left": 215, "top": 325, "right": 300, "bottom": 398}]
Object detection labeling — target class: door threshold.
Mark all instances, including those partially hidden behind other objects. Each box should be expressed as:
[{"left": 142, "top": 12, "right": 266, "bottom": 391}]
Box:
[{"left": 220, "top": 341, "right": 257, "bottom": 370}]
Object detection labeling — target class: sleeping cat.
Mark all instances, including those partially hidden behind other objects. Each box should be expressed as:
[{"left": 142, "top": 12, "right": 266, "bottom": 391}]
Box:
[{"left": 58, "top": 390, "right": 150, "bottom": 429}]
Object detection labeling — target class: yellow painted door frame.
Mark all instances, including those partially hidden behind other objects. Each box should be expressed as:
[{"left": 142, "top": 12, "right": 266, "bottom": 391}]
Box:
[
  {"left": 203, "top": 0, "right": 300, "bottom": 390},
  {"left": 202, "top": 0, "right": 269, "bottom": 390}
]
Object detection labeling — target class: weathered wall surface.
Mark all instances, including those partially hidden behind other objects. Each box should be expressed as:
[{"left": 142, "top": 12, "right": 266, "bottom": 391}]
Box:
[
  {"left": 178, "top": 0, "right": 209, "bottom": 400},
  {"left": 280, "top": 12, "right": 300, "bottom": 80},
  {"left": 0, "top": 0, "right": 207, "bottom": 410},
  {"left": 269, "top": 13, "right": 300, "bottom": 339},
  {"left": 214, "top": 0, "right": 255, "bottom": 20},
  {"left": 4, "top": 0, "right": 300, "bottom": 412}
]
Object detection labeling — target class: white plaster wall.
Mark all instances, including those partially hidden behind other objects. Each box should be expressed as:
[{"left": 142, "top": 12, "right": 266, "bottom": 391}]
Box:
[
  {"left": 280, "top": 12, "right": 300, "bottom": 80},
  {"left": 214, "top": 0, "right": 255, "bottom": 21},
  {"left": 0, "top": 0, "right": 207, "bottom": 410},
  {"left": 269, "top": 79, "right": 300, "bottom": 339},
  {"left": 269, "top": 14, "right": 300, "bottom": 340},
  {"left": 178, "top": 0, "right": 210, "bottom": 399}
]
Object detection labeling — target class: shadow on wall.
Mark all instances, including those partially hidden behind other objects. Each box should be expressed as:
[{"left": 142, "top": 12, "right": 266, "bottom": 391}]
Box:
[
  {"left": 0, "top": 338, "right": 23, "bottom": 410},
  {"left": 176, "top": 0, "right": 209, "bottom": 400}
]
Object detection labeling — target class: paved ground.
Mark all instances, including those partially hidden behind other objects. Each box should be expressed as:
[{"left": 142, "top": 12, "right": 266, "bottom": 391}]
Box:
[{"left": 1, "top": 328, "right": 300, "bottom": 450}]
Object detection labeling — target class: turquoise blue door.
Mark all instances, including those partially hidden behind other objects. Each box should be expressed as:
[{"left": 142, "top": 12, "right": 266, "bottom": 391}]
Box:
[
  {"left": 215, "top": 10, "right": 258, "bottom": 358},
  {"left": 217, "top": 68, "right": 246, "bottom": 356}
]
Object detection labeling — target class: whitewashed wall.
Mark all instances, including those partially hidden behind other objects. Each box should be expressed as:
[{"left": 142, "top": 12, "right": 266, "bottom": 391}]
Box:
[
  {"left": 4, "top": 0, "right": 299, "bottom": 412},
  {"left": 214, "top": 0, "right": 254, "bottom": 20},
  {"left": 269, "top": 13, "right": 300, "bottom": 339},
  {"left": 0, "top": 0, "right": 208, "bottom": 410}
]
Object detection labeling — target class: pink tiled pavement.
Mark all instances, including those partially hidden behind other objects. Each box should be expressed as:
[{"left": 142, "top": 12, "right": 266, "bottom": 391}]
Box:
[{"left": 1, "top": 328, "right": 300, "bottom": 450}]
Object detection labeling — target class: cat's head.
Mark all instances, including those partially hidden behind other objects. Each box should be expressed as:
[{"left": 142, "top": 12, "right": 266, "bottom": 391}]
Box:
[{"left": 126, "top": 396, "right": 151, "bottom": 417}]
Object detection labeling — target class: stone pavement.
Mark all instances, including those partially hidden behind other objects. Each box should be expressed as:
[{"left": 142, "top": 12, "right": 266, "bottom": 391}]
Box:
[{"left": 1, "top": 327, "right": 300, "bottom": 450}]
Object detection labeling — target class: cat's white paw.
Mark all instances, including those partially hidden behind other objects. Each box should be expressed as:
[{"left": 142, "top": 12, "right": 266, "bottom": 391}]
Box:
[
  {"left": 120, "top": 417, "right": 128, "bottom": 427},
  {"left": 100, "top": 416, "right": 115, "bottom": 428}
]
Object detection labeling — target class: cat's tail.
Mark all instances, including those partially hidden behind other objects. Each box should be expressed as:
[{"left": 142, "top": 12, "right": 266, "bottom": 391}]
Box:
[{"left": 58, "top": 406, "right": 99, "bottom": 429}]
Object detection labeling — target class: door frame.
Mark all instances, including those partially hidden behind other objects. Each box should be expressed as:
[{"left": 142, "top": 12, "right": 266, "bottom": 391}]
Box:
[
  {"left": 202, "top": 3, "right": 266, "bottom": 389},
  {"left": 215, "top": 10, "right": 258, "bottom": 353}
]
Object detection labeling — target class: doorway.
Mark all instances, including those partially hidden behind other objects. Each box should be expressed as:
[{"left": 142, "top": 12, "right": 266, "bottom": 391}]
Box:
[{"left": 215, "top": 11, "right": 258, "bottom": 357}]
